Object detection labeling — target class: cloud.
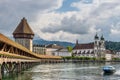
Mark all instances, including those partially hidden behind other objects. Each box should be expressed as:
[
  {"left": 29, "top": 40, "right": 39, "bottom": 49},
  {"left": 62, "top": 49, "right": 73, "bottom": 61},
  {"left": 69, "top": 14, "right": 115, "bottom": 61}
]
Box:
[
  {"left": 33, "top": 0, "right": 120, "bottom": 42},
  {"left": 41, "top": 15, "right": 92, "bottom": 34},
  {"left": 31, "top": 11, "right": 98, "bottom": 42},
  {"left": 0, "top": 0, "right": 63, "bottom": 36},
  {"left": 0, "top": 0, "right": 63, "bottom": 13},
  {"left": 109, "top": 22, "right": 120, "bottom": 41},
  {"left": 0, "top": 0, "right": 120, "bottom": 43},
  {"left": 30, "top": 0, "right": 120, "bottom": 43},
  {"left": 110, "top": 22, "right": 120, "bottom": 35}
]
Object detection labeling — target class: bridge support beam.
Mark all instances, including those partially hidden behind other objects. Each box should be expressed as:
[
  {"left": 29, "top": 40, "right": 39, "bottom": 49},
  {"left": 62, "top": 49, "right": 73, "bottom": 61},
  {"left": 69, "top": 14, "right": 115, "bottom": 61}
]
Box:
[
  {"left": 0, "top": 58, "right": 63, "bottom": 80},
  {"left": 0, "top": 61, "right": 40, "bottom": 75},
  {"left": 0, "top": 65, "right": 2, "bottom": 80}
]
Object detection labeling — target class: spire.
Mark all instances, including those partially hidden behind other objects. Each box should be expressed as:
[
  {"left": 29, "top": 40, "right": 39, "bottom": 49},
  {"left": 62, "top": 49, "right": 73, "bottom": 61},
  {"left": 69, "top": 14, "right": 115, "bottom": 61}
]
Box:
[
  {"left": 76, "top": 39, "right": 79, "bottom": 45},
  {"left": 101, "top": 35, "right": 104, "bottom": 40},
  {"left": 13, "top": 17, "right": 34, "bottom": 35},
  {"left": 95, "top": 33, "right": 99, "bottom": 39}
]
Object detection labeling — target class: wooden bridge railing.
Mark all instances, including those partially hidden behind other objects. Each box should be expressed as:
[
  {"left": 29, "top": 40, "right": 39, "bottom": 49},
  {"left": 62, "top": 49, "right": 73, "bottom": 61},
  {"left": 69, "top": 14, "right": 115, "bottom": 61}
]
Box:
[{"left": 0, "top": 33, "right": 61, "bottom": 61}]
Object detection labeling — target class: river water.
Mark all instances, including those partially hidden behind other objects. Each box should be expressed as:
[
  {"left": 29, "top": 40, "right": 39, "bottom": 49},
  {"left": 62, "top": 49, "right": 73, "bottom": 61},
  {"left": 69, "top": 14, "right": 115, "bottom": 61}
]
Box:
[{"left": 2, "top": 62, "right": 120, "bottom": 80}]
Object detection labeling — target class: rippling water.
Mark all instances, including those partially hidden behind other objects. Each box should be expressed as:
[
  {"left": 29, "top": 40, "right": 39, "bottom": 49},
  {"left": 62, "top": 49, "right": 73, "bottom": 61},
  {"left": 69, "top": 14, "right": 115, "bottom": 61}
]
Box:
[{"left": 2, "top": 62, "right": 120, "bottom": 80}]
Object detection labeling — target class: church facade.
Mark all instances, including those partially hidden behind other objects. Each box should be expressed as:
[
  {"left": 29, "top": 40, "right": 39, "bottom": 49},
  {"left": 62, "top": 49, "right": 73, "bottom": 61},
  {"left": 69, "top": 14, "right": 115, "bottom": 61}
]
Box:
[{"left": 72, "top": 34, "right": 106, "bottom": 58}]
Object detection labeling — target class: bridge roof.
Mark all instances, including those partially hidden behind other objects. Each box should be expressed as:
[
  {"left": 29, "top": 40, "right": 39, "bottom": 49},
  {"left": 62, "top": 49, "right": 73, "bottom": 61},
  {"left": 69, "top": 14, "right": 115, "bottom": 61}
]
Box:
[{"left": 0, "top": 33, "right": 61, "bottom": 59}]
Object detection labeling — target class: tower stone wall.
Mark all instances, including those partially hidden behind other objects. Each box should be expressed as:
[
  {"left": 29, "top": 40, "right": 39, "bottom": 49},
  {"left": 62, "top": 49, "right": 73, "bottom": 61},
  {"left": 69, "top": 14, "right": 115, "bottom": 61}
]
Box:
[
  {"left": 13, "top": 17, "right": 34, "bottom": 51},
  {"left": 94, "top": 34, "right": 105, "bottom": 58}
]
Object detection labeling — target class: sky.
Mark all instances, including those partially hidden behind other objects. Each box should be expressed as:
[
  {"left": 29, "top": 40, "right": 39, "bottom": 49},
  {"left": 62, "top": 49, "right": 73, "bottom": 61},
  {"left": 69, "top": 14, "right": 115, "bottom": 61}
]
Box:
[{"left": 0, "top": 0, "right": 120, "bottom": 43}]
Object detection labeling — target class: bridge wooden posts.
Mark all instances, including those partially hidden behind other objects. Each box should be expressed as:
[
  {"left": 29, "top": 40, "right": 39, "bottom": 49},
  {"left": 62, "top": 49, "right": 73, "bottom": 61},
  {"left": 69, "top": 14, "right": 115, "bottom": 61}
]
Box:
[
  {"left": 0, "top": 58, "right": 64, "bottom": 76},
  {"left": 0, "top": 33, "right": 62, "bottom": 80},
  {"left": 0, "top": 61, "right": 40, "bottom": 74},
  {"left": 0, "top": 65, "right": 2, "bottom": 80}
]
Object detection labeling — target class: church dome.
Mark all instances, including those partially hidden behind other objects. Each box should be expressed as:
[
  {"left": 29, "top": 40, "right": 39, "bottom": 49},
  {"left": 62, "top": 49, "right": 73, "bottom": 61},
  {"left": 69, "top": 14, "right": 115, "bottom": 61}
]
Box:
[
  {"left": 101, "top": 35, "right": 104, "bottom": 40},
  {"left": 94, "top": 34, "right": 99, "bottom": 39}
]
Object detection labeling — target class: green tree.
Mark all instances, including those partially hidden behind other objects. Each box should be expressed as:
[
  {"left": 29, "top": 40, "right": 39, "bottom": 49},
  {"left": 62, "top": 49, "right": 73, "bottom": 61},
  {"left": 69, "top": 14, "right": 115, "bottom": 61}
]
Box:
[{"left": 67, "top": 46, "right": 73, "bottom": 52}]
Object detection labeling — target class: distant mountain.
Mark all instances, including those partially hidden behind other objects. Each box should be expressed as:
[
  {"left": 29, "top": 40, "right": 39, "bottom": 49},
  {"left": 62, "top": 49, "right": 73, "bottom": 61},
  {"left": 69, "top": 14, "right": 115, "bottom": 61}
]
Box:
[
  {"left": 7, "top": 33, "right": 120, "bottom": 50},
  {"left": 33, "top": 39, "right": 75, "bottom": 48},
  {"left": 33, "top": 38, "right": 120, "bottom": 50}
]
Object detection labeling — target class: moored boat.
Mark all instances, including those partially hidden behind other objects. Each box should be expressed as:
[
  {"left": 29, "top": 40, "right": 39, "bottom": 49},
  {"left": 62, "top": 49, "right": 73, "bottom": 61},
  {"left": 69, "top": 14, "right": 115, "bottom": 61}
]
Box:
[{"left": 103, "top": 66, "right": 115, "bottom": 74}]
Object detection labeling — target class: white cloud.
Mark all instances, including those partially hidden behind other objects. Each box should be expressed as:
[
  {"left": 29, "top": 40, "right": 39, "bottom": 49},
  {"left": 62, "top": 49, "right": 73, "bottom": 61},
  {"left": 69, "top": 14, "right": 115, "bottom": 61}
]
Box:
[
  {"left": 0, "top": 0, "right": 120, "bottom": 43},
  {"left": 31, "top": 0, "right": 120, "bottom": 42},
  {"left": 0, "top": 0, "right": 64, "bottom": 37},
  {"left": 110, "top": 23, "right": 120, "bottom": 35},
  {"left": 100, "top": 0, "right": 119, "bottom": 3}
]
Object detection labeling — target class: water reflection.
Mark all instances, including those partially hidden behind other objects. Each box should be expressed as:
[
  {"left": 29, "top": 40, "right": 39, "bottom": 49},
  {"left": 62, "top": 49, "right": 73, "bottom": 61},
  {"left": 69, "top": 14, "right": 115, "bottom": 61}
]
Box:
[
  {"left": 2, "top": 62, "right": 120, "bottom": 80},
  {"left": 2, "top": 72, "right": 33, "bottom": 80},
  {"left": 30, "top": 62, "right": 104, "bottom": 80}
]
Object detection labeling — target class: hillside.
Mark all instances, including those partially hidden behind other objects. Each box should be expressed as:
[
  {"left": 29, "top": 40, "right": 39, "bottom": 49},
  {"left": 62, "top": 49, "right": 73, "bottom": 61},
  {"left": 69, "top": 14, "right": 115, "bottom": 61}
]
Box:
[
  {"left": 33, "top": 38, "right": 120, "bottom": 50},
  {"left": 33, "top": 39, "right": 75, "bottom": 48}
]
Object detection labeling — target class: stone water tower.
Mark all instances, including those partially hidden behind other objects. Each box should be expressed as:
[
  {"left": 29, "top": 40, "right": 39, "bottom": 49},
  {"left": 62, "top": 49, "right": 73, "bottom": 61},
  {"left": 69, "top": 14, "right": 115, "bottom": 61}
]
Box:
[{"left": 13, "top": 17, "right": 34, "bottom": 51}]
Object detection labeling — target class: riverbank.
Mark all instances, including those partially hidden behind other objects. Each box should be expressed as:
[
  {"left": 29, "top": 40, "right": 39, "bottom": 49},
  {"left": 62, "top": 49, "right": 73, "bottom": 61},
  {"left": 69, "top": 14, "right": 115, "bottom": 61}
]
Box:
[{"left": 62, "top": 56, "right": 120, "bottom": 63}]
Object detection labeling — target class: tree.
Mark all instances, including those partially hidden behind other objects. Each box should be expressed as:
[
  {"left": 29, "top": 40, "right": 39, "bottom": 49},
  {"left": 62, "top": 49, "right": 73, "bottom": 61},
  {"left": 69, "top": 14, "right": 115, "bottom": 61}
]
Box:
[{"left": 67, "top": 46, "right": 73, "bottom": 52}]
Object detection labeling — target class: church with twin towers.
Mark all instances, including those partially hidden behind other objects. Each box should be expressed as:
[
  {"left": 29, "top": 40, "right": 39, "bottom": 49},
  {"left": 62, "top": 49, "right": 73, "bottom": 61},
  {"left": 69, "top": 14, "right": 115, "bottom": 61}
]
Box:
[{"left": 72, "top": 33, "right": 106, "bottom": 58}]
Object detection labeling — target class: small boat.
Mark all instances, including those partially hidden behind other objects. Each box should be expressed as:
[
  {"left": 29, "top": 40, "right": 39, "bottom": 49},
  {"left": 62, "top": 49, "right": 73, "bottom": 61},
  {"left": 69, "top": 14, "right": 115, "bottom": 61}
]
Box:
[{"left": 103, "top": 66, "right": 116, "bottom": 74}]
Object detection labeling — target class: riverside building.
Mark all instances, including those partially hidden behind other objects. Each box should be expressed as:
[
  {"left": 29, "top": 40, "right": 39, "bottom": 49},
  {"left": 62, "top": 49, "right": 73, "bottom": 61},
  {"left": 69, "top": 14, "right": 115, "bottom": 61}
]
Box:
[
  {"left": 33, "top": 44, "right": 46, "bottom": 55},
  {"left": 46, "top": 44, "right": 63, "bottom": 55},
  {"left": 72, "top": 34, "right": 106, "bottom": 58}
]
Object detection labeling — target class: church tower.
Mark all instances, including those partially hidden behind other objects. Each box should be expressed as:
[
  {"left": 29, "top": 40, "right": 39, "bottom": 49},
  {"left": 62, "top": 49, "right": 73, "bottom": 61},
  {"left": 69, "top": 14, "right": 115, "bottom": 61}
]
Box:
[
  {"left": 94, "top": 33, "right": 99, "bottom": 57},
  {"left": 13, "top": 17, "right": 34, "bottom": 51},
  {"left": 99, "top": 35, "right": 105, "bottom": 58},
  {"left": 100, "top": 35, "right": 105, "bottom": 51},
  {"left": 76, "top": 39, "right": 79, "bottom": 45}
]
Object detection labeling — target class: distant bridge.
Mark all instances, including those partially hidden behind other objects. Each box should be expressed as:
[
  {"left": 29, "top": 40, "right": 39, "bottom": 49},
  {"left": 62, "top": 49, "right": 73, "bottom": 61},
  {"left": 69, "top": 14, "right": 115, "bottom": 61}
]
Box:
[{"left": 0, "top": 33, "right": 62, "bottom": 77}]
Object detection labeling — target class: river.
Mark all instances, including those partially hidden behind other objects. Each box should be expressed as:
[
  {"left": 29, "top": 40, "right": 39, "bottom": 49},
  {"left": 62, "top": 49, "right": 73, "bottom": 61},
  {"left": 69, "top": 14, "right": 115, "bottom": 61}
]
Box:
[{"left": 2, "top": 62, "right": 120, "bottom": 80}]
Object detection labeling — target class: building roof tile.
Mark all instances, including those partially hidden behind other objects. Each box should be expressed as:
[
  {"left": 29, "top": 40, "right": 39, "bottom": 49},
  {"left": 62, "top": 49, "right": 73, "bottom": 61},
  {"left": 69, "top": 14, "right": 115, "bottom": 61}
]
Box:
[
  {"left": 13, "top": 17, "right": 34, "bottom": 35},
  {"left": 73, "top": 43, "right": 94, "bottom": 49}
]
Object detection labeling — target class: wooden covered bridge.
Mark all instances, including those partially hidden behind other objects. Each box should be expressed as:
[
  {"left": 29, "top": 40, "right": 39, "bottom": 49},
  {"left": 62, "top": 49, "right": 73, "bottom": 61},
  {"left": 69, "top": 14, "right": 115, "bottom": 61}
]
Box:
[{"left": 0, "top": 33, "right": 62, "bottom": 74}]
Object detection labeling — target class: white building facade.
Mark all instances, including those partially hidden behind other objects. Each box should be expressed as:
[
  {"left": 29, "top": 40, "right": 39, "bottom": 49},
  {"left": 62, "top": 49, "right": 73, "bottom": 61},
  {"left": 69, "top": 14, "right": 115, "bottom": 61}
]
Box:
[
  {"left": 115, "top": 50, "right": 120, "bottom": 58},
  {"left": 54, "top": 48, "right": 72, "bottom": 57},
  {"left": 33, "top": 44, "right": 46, "bottom": 55},
  {"left": 46, "top": 44, "right": 63, "bottom": 55}
]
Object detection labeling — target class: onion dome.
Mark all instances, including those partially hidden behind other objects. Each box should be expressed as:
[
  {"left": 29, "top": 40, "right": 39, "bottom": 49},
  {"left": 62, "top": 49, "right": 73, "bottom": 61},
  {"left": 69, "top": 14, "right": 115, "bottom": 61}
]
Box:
[
  {"left": 101, "top": 35, "right": 104, "bottom": 40},
  {"left": 95, "top": 33, "right": 99, "bottom": 39}
]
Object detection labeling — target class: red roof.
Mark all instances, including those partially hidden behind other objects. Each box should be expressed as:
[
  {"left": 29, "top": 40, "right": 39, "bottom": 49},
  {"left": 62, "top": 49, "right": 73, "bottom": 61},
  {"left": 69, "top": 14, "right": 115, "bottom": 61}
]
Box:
[{"left": 73, "top": 43, "right": 94, "bottom": 49}]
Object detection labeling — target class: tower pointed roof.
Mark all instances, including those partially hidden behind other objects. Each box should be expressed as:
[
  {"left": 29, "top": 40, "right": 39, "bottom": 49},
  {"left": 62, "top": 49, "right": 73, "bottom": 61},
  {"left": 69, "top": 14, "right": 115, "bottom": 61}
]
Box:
[
  {"left": 101, "top": 35, "right": 104, "bottom": 40},
  {"left": 76, "top": 39, "right": 79, "bottom": 45},
  {"left": 13, "top": 17, "right": 34, "bottom": 35},
  {"left": 94, "top": 33, "right": 99, "bottom": 39}
]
